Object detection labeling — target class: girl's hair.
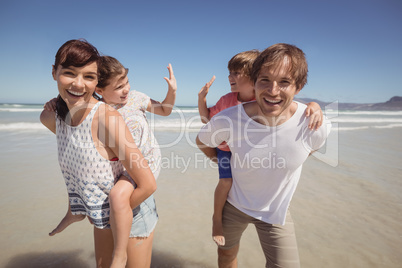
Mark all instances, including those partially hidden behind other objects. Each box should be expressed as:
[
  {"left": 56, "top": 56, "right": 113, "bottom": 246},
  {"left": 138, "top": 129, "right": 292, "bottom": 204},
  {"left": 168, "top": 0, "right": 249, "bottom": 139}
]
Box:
[
  {"left": 250, "top": 43, "right": 308, "bottom": 90},
  {"left": 54, "top": 39, "right": 101, "bottom": 120},
  {"left": 227, "top": 49, "right": 260, "bottom": 77},
  {"left": 97, "top": 56, "right": 129, "bottom": 89}
]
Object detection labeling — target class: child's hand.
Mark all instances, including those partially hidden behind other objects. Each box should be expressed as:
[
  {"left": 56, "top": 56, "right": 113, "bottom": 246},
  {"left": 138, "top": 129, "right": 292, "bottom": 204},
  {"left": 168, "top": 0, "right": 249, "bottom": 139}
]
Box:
[
  {"left": 198, "top": 76, "right": 215, "bottom": 99},
  {"left": 43, "top": 98, "right": 57, "bottom": 112},
  {"left": 305, "top": 102, "right": 323, "bottom": 130},
  {"left": 164, "top": 63, "right": 177, "bottom": 93}
]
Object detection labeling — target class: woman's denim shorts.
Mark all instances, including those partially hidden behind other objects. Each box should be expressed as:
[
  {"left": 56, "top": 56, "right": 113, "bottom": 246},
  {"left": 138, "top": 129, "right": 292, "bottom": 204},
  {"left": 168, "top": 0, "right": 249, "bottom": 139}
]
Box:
[{"left": 129, "top": 194, "right": 158, "bottom": 237}]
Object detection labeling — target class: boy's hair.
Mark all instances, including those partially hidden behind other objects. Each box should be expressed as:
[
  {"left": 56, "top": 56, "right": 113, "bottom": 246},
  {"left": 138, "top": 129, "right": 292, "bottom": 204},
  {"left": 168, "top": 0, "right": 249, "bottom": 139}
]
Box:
[
  {"left": 97, "top": 56, "right": 129, "bottom": 88},
  {"left": 227, "top": 49, "right": 260, "bottom": 77},
  {"left": 250, "top": 43, "right": 308, "bottom": 90}
]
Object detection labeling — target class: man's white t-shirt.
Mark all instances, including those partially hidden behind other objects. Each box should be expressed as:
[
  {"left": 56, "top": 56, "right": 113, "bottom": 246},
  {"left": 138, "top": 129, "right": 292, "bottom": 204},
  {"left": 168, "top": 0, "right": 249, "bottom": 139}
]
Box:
[{"left": 198, "top": 101, "right": 331, "bottom": 225}]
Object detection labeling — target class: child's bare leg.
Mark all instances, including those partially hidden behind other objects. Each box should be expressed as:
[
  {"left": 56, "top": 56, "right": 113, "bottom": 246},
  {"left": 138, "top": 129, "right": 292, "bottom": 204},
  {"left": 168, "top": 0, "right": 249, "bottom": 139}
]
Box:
[
  {"left": 49, "top": 200, "right": 85, "bottom": 236},
  {"left": 213, "top": 177, "right": 232, "bottom": 246},
  {"left": 109, "top": 175, "right": 134, "bottom": 268}
]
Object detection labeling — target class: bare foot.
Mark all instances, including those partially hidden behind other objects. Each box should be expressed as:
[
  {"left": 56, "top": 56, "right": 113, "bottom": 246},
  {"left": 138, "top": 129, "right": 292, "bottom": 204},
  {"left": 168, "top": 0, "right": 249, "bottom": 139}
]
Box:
[
  {"left": 49, "top": 213, "right": 85, "bottom": 236},
  {"left": 212, "top": 217, "right": 225, "bottom": 246}
]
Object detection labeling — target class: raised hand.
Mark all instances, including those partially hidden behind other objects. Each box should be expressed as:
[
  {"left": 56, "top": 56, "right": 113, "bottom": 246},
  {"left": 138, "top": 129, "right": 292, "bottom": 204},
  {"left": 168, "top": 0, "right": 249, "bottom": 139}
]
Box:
[
  {"left": 163, "top": 63, "right": 177, "bottom": 93},
  {"left": 198, "top": 75, "right": 216, "bottom": 99}
]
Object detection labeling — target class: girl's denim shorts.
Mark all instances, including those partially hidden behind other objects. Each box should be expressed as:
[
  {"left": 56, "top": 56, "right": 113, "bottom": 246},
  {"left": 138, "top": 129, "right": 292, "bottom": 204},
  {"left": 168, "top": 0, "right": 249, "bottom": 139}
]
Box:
[{"left": 129, "top": 194, "right": 158, "bottom": 237}]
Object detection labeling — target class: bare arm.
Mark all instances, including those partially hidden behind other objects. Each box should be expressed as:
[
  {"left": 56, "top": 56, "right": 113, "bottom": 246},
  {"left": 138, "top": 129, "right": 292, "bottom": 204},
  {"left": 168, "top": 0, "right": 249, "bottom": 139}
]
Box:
[
  {"left": 147, "top": 63, "right": 177, "bottom": 116},
  {"left": 40, "top": 109, "right": 56, "bottom": 134},
  {"left": 101, "top": 106, "right": 157, "bottom": 209},
  {"left": 198, "top": 76, "right": 215, "bottom": 124},
  {"left": 196, "top": 135, "right": 218, "bottom": 163}
]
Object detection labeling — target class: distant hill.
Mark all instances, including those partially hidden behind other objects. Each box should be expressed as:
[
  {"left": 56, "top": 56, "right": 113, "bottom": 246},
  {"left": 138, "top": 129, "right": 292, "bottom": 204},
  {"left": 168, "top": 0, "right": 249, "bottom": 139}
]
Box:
[{"left": 296, "top": 96, "right": 402, "bottom": 111}]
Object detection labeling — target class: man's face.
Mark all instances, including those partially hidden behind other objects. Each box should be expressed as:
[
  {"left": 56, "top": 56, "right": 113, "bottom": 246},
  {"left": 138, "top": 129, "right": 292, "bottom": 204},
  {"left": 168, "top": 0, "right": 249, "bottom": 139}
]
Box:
[{"left": 254, "top": 57, "right": 301, "bottom": 124}]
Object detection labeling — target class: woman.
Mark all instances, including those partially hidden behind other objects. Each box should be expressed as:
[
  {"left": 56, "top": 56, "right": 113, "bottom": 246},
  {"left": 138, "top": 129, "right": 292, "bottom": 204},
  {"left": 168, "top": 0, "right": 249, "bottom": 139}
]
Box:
[{"left": 40, "top": 39, "right": 157, "bottom": 267}]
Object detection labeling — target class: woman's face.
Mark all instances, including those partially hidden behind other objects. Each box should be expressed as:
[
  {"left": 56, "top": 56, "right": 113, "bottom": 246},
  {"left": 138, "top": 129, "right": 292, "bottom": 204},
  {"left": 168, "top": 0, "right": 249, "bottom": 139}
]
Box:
[{"left": 52, "top": 62, "right": 98, "bottom": 109}]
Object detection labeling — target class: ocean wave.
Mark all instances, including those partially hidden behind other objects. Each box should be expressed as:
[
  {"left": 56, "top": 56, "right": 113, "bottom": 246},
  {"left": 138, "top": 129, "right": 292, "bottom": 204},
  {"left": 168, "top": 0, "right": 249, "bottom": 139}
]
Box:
[
  {"left": 0, "top": 104, "right": 24, "bottom": 107},
  {"left": 373, "top": 124, "right": 402, "bottom": 129},
  {"left": 0, "top": 119, "right": 203, "bottom": 132},
  {"left": 172, "top": 108, "right": 199, "bottom": 113},
  {"left": 145, "top": 108, "right": 198, "bottom": 115},
  {"left": 2, "top": 116, "right": 401, "bottom": 133},
  {"left": 172, "top": 108, "right": 402, "bottom": 116},
  {"left": 0, "top": 108, "right": 43, "bottom": 112},
  {"left": 0, "top": 122, "right": 47, "bottom": 131},
  {"left": 335, "top": 124, "right": 402, "bottom": 131},
  {"left": 150, "top": 120, "right": 204, "bottom": 129},
  {"left": 336, "top": 126, "right": 370, "bottom": 131},
  {"left": 326, "top": 111, "right": 402, "bottom": 116},
  {"left": 333, "top": 118, "right": 402, "bottom": 123}
]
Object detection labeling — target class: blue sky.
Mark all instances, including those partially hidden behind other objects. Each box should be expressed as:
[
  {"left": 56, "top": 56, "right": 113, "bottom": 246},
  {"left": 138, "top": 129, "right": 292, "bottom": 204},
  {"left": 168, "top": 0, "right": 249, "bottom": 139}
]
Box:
[{"left": 0, "top": 0, "right": 401, "bottom": 106}]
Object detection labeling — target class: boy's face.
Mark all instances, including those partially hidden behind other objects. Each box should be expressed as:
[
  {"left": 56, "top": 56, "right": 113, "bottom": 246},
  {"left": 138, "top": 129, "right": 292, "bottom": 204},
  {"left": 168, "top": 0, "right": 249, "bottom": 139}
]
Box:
[
  {"left": 96, "top": 73, "right": 130, "bottom": 105},
  {"left": 254, "top": 57, "right": 301, "bottom": 121},
  {"left": 228, "top": 70, "right": 253, "bottom": 93}
]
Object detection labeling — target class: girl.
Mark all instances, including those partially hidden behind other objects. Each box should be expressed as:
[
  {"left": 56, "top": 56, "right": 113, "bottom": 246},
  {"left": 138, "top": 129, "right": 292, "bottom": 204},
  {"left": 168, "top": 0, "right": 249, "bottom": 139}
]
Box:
[{"left": 94, "top": 55, "right": 176, "bottom": 267}]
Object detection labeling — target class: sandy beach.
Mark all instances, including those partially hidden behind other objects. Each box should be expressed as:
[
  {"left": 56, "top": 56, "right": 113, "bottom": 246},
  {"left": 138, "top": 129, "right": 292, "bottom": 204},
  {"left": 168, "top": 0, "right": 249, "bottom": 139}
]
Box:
[{"left": 0, "top": 105, "right": 401, "bottom": 267}]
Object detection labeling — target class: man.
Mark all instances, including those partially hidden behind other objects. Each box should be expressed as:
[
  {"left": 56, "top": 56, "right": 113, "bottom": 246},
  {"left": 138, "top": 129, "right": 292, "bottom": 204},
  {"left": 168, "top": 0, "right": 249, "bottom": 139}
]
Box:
[{"left": 196, "top": 43, "right": 331, "bottom": 268}]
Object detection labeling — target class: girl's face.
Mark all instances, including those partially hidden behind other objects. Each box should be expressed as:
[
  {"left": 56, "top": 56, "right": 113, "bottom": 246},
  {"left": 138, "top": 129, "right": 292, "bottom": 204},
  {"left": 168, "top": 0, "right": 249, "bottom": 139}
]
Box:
[
  {"left": 52, "top": 62, "right": 98, "bottom": 109},
  {"left": 96, "top": 73, "right": 130, "bottom": 105}
]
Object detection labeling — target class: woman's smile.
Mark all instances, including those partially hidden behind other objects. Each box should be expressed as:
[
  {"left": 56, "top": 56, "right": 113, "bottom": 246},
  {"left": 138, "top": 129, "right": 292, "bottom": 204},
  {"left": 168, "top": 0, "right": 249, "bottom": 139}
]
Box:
[{"left": 67, "top": 89, "right": 86, "bottom": 97}]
